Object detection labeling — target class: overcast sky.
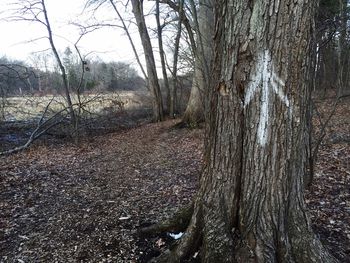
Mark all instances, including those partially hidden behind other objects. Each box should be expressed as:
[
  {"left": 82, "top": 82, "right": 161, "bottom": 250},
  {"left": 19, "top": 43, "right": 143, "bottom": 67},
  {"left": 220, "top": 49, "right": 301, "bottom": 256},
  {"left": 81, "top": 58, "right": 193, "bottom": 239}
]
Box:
[{"left": 0, "top": 0, "right": 156, "bottom": 72}]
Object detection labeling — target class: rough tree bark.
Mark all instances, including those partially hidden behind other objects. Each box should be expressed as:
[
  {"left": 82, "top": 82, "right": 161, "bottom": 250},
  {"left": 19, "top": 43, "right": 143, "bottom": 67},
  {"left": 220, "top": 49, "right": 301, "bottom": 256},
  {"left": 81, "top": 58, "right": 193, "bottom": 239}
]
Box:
[
  {"left": 151, "top": 0, "right": 336, "bottom": 262},
  {"left": 130, "top": 0, "right": 164, "bottom": 122}
]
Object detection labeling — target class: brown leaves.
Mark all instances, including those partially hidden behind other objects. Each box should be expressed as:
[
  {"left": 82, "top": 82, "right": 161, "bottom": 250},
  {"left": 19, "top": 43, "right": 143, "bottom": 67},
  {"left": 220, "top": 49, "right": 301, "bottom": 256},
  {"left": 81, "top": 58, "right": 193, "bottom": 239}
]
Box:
[
  {"left": 306, "top": 97, "right": 350, "bottom": 261},
  {"left": 1, "top": 96, "right": 349, "bottom": 262},
  {"left": 0, "top": 119, "right": 202, "bottom": 262}
]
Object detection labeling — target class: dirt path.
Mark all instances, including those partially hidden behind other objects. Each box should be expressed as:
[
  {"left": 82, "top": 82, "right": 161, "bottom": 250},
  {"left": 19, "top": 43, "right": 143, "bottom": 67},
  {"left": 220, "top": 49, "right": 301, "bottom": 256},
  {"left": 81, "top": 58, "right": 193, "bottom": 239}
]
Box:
[
  {"left": 0, "top": 117, "right": 349, "bottom": 262},
  {"left": 0, "top": 120, "right": 202, "bottom": 262}
]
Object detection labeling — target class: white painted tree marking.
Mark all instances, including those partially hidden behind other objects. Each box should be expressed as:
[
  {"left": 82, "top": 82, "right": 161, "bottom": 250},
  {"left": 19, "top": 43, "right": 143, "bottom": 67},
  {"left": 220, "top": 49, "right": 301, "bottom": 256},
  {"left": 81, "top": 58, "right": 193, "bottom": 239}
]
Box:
[{"left": 244, "top": 50, "right": 291, "bottom": 146}]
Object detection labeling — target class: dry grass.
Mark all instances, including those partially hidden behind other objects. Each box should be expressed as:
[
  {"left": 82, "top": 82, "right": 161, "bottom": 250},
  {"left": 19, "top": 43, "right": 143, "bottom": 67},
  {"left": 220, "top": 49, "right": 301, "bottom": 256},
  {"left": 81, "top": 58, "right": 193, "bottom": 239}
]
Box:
[{"left": 2, "top": 91, "right": 151, "bottom": 122}]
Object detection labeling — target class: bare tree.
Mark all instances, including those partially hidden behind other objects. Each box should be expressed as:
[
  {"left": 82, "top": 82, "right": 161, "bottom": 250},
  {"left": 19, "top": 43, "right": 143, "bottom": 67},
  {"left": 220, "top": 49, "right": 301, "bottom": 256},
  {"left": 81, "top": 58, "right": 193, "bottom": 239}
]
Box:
[
  {"left": 169, "top": 0, "right": 184, "bottom": 117},
  {"left": 181, "top": 0, "right": 213, "bottom": 127},
  {"left": 130, "top": 0, "right": 164, "bottom": 121},
  {"left": 106, "top": 0, "right": 148, "bottom": 82},
  {"left": 8, "top": 0, "right": 77, "bottom": 136},
  {"left": 155, "top": 0, "right": 171, "bottom": 113}
]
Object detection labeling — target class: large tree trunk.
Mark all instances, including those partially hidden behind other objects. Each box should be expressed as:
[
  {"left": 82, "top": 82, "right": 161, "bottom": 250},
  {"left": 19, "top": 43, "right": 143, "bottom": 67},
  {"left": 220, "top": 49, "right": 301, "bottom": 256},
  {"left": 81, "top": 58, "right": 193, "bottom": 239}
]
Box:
[
  {"left": 153, "top": 0, "right": 335, "bottom": 262},
  {"left": 181, "top": 64, "right": 205, "bottom": 125},
  {"left": 131, "top": 0, "right": 164, "bottom": 122}
]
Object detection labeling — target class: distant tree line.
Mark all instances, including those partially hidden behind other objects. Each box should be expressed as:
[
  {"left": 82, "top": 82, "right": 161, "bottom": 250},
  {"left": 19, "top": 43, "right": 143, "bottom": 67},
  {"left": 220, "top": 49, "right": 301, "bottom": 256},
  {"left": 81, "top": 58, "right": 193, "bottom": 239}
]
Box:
[
  {"left": 0, "top": 52, "right": 146, "bottom": 97},
  {"left": 0, "top": 57, "right": 39, "bottom": 96}
]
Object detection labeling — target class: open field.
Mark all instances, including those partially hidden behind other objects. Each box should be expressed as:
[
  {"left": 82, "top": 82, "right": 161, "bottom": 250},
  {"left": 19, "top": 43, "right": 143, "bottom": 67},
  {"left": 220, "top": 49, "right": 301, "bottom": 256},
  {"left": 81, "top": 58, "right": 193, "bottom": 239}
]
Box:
[
  {"left": 0, "top": 91, "right": 153, "bottom": 153},
  {"left": 1, "top": 91, "right": 151, "bottom": 122}
]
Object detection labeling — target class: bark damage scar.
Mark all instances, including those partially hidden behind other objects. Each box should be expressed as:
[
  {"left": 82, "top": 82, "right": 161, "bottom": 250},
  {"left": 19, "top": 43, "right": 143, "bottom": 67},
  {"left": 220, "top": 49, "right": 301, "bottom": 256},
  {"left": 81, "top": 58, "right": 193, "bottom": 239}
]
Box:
[{"left": 217, "top": 81, "right": 230, "bottom": 96}]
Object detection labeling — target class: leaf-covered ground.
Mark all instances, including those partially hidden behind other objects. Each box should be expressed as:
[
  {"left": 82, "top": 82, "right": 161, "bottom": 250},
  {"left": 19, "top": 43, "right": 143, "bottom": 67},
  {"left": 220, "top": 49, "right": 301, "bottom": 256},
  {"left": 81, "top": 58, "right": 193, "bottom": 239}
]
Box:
[
  {"left": 0, "top": 98, "right": 349, "bottom": 262},
  {"left": 0, "top": 120, "right": 202, "bottom": 262}
]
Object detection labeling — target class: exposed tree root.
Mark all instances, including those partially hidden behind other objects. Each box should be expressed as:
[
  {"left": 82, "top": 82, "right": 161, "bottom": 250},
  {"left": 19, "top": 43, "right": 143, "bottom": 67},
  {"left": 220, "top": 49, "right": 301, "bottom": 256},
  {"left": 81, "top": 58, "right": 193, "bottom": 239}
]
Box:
[
  {"left": 144, "top": 201, "right": 337, "bottom": 263},
  {"left": 289, "top": 206, "right": 338, "bottom": 263},
  {"left": 138, "top": 203, "right": 194, "bottom": 236},
  {"left": 149, "top": 202, "right": 203, "bottom": 263}
]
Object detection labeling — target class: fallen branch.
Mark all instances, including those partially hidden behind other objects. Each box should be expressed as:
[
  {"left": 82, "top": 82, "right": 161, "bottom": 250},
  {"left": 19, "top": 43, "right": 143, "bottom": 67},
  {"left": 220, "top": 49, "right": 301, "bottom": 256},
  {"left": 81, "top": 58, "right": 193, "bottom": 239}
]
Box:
[{"left": 0, "top": 98, "right": 65, "bottom": 156}]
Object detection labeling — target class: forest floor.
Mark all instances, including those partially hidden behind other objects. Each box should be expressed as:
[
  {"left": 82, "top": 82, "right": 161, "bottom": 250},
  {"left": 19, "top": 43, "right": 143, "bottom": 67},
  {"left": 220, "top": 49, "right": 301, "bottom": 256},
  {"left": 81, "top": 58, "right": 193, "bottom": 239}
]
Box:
[{"left": 0, "top": 97, "right": 350, "bottom": 262}]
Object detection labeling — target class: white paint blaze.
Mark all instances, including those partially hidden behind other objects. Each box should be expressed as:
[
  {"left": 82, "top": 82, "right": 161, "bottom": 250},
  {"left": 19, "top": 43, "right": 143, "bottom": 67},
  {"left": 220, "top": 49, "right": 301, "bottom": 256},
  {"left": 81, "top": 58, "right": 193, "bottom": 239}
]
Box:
[{"left": 244, "top": 50, "right": 290, "bottom": 146}]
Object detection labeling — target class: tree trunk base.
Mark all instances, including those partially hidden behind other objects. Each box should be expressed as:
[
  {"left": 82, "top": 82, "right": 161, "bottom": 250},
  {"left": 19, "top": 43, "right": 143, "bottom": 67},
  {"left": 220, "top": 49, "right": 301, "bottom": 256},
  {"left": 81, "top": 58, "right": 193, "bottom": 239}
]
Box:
[{"left": 146, "top": 200, "right": 337, "bottom": 263}]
